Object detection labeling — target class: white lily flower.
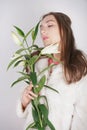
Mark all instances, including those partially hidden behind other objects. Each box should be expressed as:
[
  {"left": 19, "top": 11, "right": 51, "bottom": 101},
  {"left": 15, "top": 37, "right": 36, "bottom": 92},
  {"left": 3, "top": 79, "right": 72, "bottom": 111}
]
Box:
[
  {"left": 41, "top": 43, "right": 60, "bottom": 54},
  {"left": 11, "top": 31, "right": 23, "bottom": 46}
]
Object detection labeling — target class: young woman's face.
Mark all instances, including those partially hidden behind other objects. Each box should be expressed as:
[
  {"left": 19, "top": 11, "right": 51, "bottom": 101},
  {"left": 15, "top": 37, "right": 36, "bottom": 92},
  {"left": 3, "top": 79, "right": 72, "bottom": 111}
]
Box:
[{"left": 40, "top": 15, "right": 61, "bottom": 47}]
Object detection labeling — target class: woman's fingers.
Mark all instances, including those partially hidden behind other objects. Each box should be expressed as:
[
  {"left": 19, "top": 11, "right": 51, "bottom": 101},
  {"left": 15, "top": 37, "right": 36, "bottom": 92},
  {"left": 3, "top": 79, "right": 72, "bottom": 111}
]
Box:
[
  {"left": 26, "top": 84, "right": 33, "bottom": 91},
  {"left": 21, "top": 84, "right": 38, "bottom": 109},
  {"left": 28, "top": 91, "right": 37, "bottom": 98},
  {"left": 25, "top": 85, "right": 37, "bottom": 100},
  {"left": 27, "top": 94, "right": 34, "bottom": 100}
]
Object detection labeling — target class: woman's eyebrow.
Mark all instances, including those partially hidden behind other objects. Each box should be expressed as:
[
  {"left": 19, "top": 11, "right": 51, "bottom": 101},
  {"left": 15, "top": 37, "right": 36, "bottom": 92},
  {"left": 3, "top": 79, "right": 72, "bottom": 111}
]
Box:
[
  {"left": 40, "top": 19, "right": 55, "bottom": 28},
  {"left": 46, "top": 20, "right": 55, "bottom": 23}
]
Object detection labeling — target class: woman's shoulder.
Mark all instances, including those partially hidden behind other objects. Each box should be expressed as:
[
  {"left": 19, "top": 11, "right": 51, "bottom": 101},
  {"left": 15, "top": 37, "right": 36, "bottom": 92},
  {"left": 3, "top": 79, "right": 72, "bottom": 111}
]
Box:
[{"left": 77, "top": 74, "right": 87, "bottom": 87}]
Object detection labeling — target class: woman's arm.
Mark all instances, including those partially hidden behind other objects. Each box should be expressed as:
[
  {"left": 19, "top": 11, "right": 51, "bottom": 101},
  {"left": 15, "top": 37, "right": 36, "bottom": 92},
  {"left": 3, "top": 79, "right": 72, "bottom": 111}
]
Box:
[{"left": 71, "top": 76, "right": 87, "bottom": 130}]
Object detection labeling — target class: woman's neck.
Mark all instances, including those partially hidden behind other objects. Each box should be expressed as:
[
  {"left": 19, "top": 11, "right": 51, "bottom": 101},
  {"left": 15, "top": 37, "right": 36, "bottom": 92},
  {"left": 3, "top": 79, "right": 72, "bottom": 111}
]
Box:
[{"left": 53, "top": 53, "right": 61, "bottom": 62}]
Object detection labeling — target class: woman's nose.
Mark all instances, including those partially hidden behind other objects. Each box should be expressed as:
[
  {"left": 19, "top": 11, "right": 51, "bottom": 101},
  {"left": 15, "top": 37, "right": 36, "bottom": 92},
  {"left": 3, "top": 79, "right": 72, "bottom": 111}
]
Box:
[{"left": 40, "top": 28, "right": 47, "bottom": 35}]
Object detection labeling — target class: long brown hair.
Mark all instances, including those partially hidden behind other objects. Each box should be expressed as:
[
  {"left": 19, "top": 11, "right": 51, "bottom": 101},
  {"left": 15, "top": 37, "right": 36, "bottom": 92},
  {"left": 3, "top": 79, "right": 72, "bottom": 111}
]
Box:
[{"left": 42, "top": 12, "right": 87, "bottom": 84}]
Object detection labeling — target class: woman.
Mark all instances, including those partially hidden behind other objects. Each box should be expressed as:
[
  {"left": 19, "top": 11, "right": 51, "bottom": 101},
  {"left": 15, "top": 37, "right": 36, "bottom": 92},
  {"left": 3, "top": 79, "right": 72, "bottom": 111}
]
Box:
[{"left": 17, "top": 12, "right": 87, "bottom": 130}]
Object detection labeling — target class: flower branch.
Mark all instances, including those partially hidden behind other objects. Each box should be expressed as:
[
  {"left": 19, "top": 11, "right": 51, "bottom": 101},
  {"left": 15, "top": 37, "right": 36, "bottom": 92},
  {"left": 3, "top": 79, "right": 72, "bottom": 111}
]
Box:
[{"left": 7, "top": 22, "right": 59, "bottom": 130}]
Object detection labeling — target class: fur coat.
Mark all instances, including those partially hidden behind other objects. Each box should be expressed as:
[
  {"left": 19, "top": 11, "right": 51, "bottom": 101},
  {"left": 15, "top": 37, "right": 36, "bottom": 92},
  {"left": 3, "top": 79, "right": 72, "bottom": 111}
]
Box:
[{"left": 16, "top": 58, "right": 87, "bottom": 130}]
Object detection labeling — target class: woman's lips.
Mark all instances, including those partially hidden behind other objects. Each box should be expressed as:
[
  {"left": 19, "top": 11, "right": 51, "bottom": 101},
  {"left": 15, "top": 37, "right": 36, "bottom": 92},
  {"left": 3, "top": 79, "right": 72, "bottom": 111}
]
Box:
[{"left": 42, "top": 36, "right": 48, "bottom": 40}]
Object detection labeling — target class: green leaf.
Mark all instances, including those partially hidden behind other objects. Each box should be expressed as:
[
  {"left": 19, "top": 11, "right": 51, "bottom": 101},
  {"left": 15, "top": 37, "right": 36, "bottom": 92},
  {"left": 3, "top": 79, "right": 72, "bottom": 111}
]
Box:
[
  {"left": 26, "top": 122, "right": 41, "bottom": 129},
  {"left": 32, "top": 107, "right": 39, "bottom": 122},
  {"left": 38, "top": 95, "right": 49, "bottom": 110},
  {"left": 44, "top": 85, "right": 59, "bottom": 94},
  {"left": 31, "top": 30, "right": 34, "bottom": 41},
  {"left": 37, "top": 127, "right": 45, "bottom": 130},
  {"left": 46, "top": 119, "right": 55, "bottom": 130},
  {"left": 18, "top": 71, "right": 30, "bottom": 78},
  {"left": 30, "top": 72, "right": 37, "bottom": 85},
  {"left": 7, "top": 55, "right": 23, "bottom": 70},
  {"left": 24, "top": 54, "right": 31, "bottom": 60},
  {"left": 25, "top": 80, "right": 30, "bottom": 84},
  {"left": 24, "top": 45, "right": 39, "bottom": 54},
  {"left": 32, "top": 21, "right": 40, "bottom": 42},
  {"left": 26, "top": 122, "right": 36, "bottom": 130},
  {"left": 32, "top": 99, "right": 43, "bottom": 128},
  {"left": 38, "top": 64, "right": 55, "bottom": 76},
  {"left": 24, "top": 27, "right": 34, "bottom": 39},
  {"left": 32, "top": 44, "right": 39, "bottom": 50},
  {"left": 38, "top": 104, "right": 48, "bottom": 119},
  {"left": 15, "top": 45, "right": 39, "bottom": 54},
  {"left": 46, "top": 54, "right": 56, "bottom": 60},
  {"left": 15, "top": 48, "right": 27, "bottom": 54},
  {"left": 14, "top": 60, "right": 24, "bottom": 67},
  {"left": 14, "top": 25, "right": 25, "bottom": 37},
  {"left": 35, "top": 75, "right": 46, "bottom": 93},
  {"left": 11, "top": 76, "right": 30, "bottom": 87},
  {"left": 38, "top": 75, "right": 46, "bottom": 88},
  {"left": 28, "top": 55, "right": 39, "bottom": 66}
]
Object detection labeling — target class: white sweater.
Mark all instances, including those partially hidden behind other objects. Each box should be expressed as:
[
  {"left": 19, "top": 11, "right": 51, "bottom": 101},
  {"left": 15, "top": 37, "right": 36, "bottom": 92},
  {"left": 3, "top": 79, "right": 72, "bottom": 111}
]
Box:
[{"left": 16, "top": 58, "right": 87, "bottom": 130}]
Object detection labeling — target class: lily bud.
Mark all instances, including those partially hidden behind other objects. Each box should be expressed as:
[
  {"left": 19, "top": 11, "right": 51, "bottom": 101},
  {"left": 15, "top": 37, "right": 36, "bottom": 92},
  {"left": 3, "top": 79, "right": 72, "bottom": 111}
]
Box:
[{"left": 11, "top": 31, "right": 23, "bottom": 46}]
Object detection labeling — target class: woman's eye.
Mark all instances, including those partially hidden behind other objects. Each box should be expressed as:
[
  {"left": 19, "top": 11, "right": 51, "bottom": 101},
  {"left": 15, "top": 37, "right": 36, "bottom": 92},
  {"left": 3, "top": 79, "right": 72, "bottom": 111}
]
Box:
[{"left": 48, "top": 25, "right": 53, "bottom": 27}]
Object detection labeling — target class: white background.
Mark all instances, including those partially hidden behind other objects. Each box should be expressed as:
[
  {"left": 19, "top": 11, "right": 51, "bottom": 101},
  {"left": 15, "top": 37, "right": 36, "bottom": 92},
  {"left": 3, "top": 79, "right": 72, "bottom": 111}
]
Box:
[{"left": 0, "top": 0, "right": 87, "bottom": 130}]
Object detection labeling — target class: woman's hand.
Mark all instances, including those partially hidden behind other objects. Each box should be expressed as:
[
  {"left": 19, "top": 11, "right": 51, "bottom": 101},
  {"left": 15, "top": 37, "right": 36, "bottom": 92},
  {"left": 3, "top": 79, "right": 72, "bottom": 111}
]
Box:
[{"left": 21, "top": 84, "right": 37, "bottom": 110}]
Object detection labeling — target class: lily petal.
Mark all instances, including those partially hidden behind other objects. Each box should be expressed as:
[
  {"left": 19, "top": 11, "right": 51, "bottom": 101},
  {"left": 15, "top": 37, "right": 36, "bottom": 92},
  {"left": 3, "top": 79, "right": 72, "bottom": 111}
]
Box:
[{"left": 41, "top": 43, "right": 60, "bottom": 54}]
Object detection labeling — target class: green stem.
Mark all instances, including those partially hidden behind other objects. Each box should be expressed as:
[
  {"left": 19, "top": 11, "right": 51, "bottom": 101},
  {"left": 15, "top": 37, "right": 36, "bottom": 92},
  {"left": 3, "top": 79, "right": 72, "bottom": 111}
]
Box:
[
  {"left": 37, "top": 106, "right": 43, "bottom": 127},
  {"left": 30, "top": 53, "right": 41, "bottom": 72},
  {"left": 32, "top": 40, "right": 34, "bottom": 46},
  {"left": 21, "top": 44, "right": 28, "bottom": 54},
  {"left": 34, "top": 98, "right": 43, "bottom": 128},
  {"left": 25, "top": 40, "right": 31, "bottom": 53},
  {"left": 22, "top": 37, "right": 31, "bottom": 54},
  {"left": 21, "top": 39, "right": 28, "bottom": 54}
]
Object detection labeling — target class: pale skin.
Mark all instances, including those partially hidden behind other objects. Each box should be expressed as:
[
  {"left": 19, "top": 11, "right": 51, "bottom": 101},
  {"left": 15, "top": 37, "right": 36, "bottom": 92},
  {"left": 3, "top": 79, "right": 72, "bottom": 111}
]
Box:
[{"left": 21, "top": 15, "right": 61, "bottom": 110}]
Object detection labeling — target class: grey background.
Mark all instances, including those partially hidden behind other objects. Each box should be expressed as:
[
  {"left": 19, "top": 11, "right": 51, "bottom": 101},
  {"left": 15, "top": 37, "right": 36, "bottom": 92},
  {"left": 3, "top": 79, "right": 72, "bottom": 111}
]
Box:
[{"left": 0, "top": 0, "right": 87, "bottom": 130}]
